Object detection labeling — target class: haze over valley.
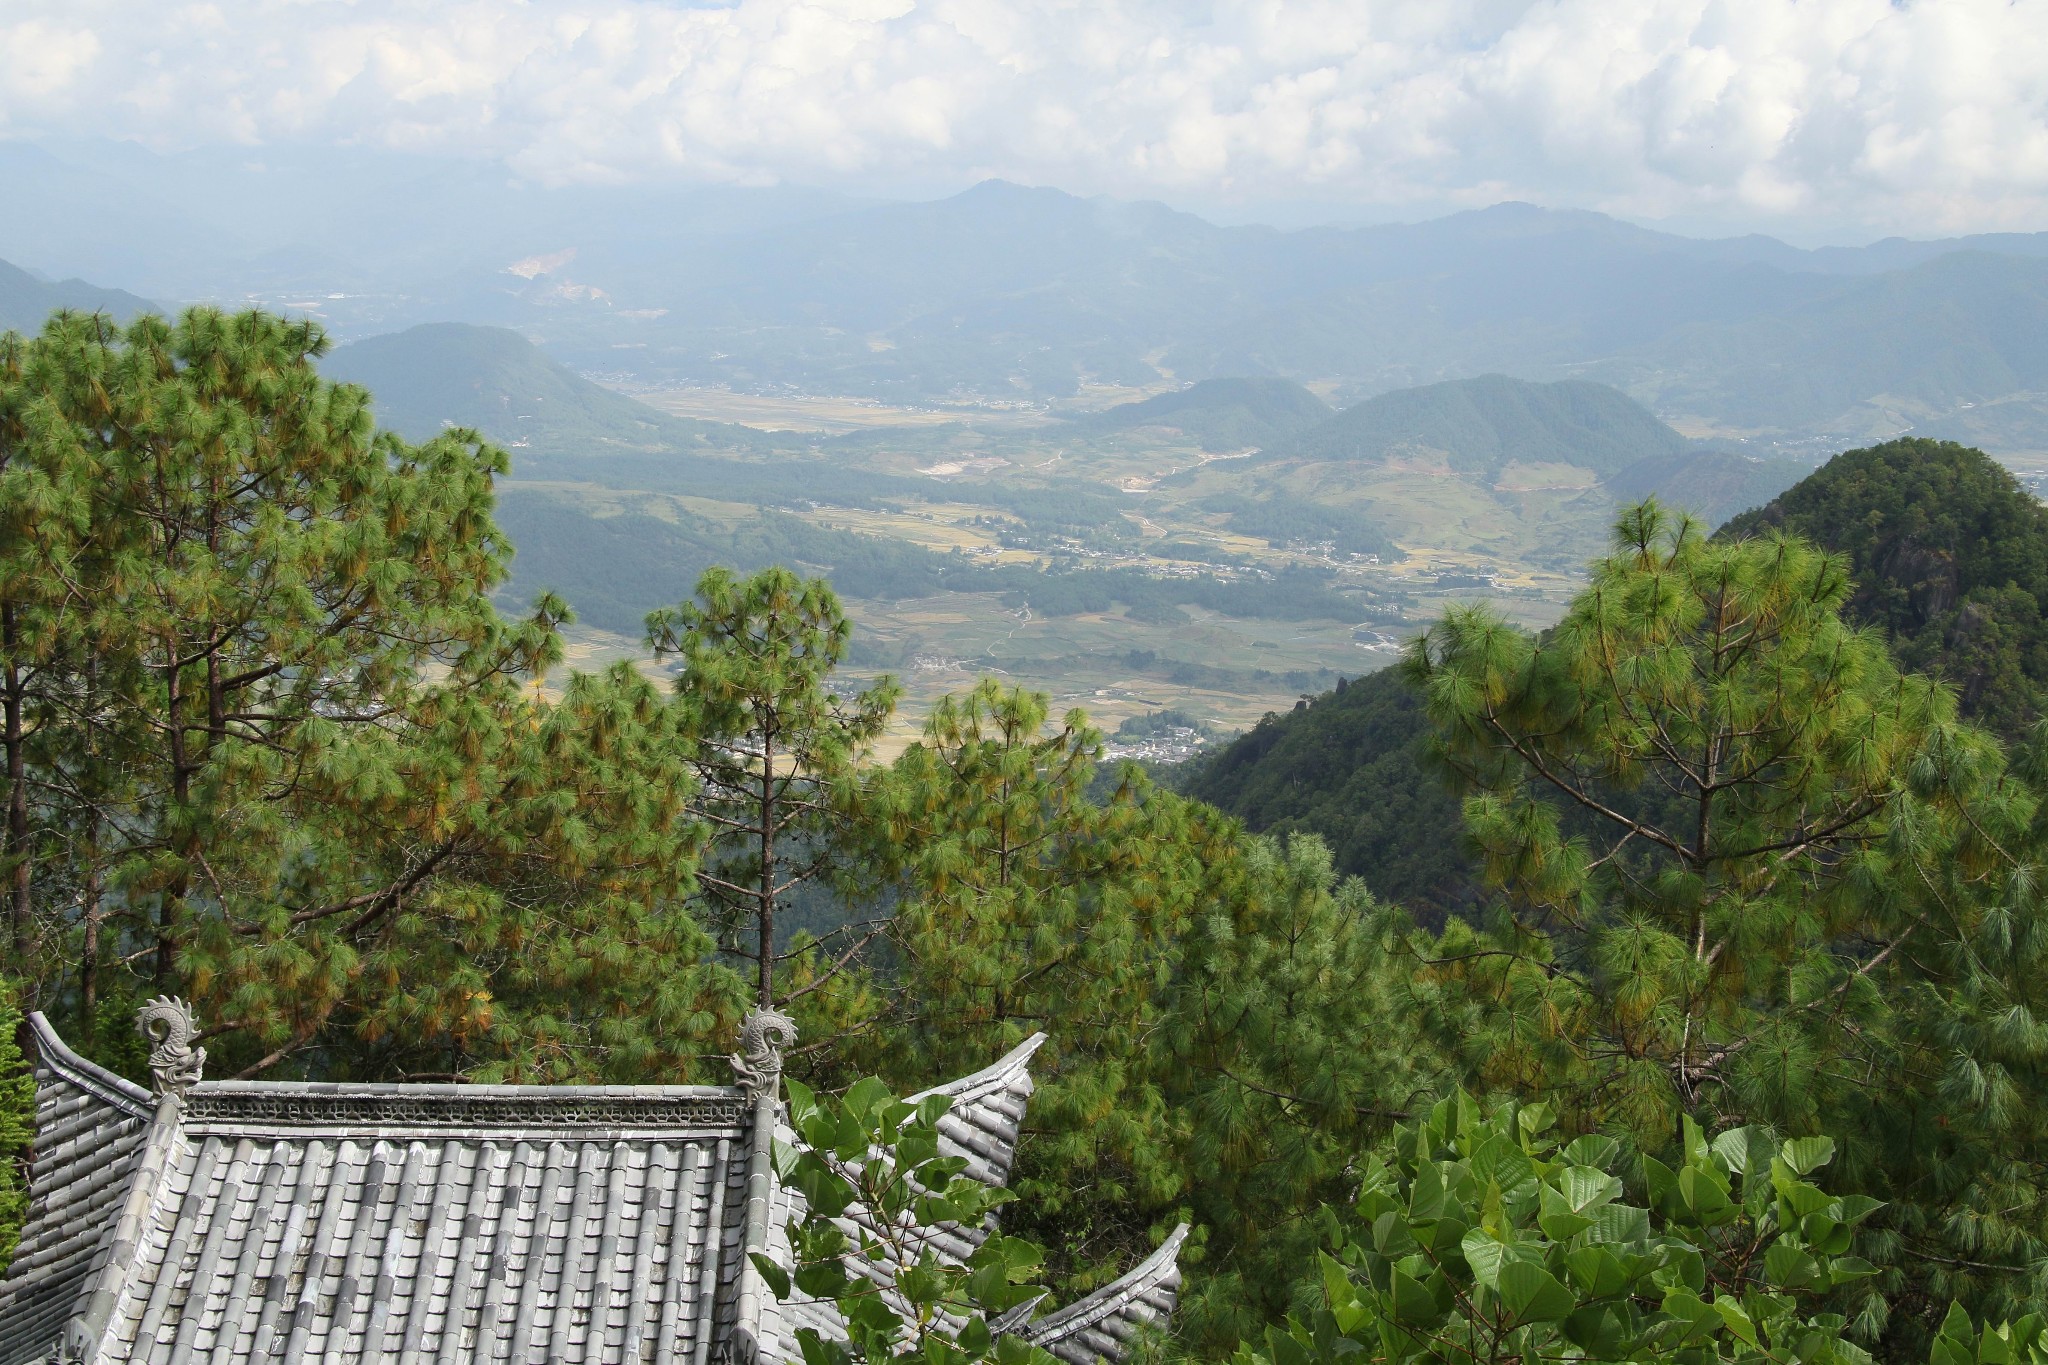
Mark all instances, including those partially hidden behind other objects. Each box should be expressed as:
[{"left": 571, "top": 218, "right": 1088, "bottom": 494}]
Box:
[{"left": 8, "top": 140, "right": 2048, "bottom": 737}]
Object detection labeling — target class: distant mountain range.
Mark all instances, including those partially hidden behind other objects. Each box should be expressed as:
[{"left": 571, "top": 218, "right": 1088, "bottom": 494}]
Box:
[
  {"left": 0, "top": 258, "right": 153, "bottom": 334},
  {"left": 314, "top": 323, "right": 1805, "bottom": 531},
  {"left": 6, "top": 142, "right": 2048, "bottom": 456}
]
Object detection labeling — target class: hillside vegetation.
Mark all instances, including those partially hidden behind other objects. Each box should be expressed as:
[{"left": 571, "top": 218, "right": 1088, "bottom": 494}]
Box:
[
  {"left": 10, "top": 308, "right": 2048, "bottom": 1363},
  {"left": 1068, "top": 376, "right": 1333, "bottom": 450},
  {"left": 1179, "top": 668, "right": 1476, "bottom": 915},
  {"left": 1193, "top": 436, "right": 2048, "bottom": 907},
  {"left": 1721, "top": 437, "right": 2048, "bottom": 738},
  {"left": 1276, "top": 373, "right": 1691, "bottom": 478}
]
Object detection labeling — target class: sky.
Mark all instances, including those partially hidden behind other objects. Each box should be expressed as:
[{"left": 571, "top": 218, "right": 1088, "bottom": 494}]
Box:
[{"left": 3, "top": 0, "right": 2048, "bottom": 243}]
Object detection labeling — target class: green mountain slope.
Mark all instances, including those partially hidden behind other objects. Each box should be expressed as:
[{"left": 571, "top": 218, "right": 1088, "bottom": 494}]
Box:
[
  {"left": 0, "top": 257, "right": 153, "bottom": 333},
  {"left": 1071, "top": 377, "right": 1332, "bottom": 450},
  {"left": 324, "top": 323, "right": 779, "bottom": 455},
  {"left": 1278, "top": 375, "right": 1691, "bottom": 479},
  {"left": 1180, "top": 668, "right": 1476, "bottom": 917},
  {"left": 1195, "top": 438, "right": 2048, "bottom": 912},
  {"left": 1720, "top": 438, "right": 2048, "bottom": 738}
]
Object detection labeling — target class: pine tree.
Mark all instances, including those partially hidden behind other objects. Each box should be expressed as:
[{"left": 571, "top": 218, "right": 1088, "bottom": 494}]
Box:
[
  {"left": 0, "top": 977, "right": 35, "bottom": 1272},
  {"left": 0, "top": 308, "right": 743, "bottom": 1081},
  {"left": 1156, "top": 834, "right": 1452, "bottom": 1350},
  {"left": 1399, "top": 502, "right": 2048, "bottom": 1347},
  {"left": 848, "top": 680, "right": 1206, "bottom": 1288},
  {"left": 646, "top": 566, "right": 897, "bottom": 1009}
]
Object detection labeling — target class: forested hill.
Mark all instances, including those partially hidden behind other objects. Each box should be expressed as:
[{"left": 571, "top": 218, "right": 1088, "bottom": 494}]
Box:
[
  {"left": 1273, "top": 374, "right": 1691, "bottom": 478},
  {"left": 1719, "top": 437, "right": 2048, "bottom": 739},
  {"left": 323, "top": 323, "right": 783, "bottom": 456},
  {"left": 1179, "top": 668, "right": 1477, "bottom": 917},
  {"left": 1190, "top": 436, "right": 2048, "bottom": 907},
  {"left": 0, "top": 256, "right": 152, "bottom": 333},
  {"left": 1068, "top": 377, "right": 1332, "bottom": 450}
]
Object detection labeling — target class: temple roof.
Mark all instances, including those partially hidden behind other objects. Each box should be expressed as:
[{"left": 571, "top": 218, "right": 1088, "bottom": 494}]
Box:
[{"left": 0, "top": 1009, "right": 1186, "bottom": 1365}]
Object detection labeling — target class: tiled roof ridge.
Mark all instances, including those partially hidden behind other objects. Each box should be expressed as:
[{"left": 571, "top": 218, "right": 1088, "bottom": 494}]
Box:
[
  {"left": 178, "top": 1078, "right": 753, "bottom": 1137},
  {"left": 23, "top": 1012, "right": 151, "bottom": 1118},
  {"left": 909, "top": 1031, "right": 1048, "bottom": 1106},
  {"left": 65, "top": 1089, "right": 183, "bottom": 1365},
  {"left": 730, "top": 1089, "right": 782, "bottom": 1365},
  {"left": 1018, "top": 1224, "right": 1191, "bottom": 1363}
]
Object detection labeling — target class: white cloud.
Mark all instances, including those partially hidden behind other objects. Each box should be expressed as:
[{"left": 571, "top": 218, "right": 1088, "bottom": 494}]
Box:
[{"left": 2, "top": 0, "right": 2046, "bottom": 236}]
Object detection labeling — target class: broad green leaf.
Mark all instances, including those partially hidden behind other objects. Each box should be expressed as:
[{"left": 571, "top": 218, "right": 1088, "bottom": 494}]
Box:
[
  {"left": 1565, "top": 1246, "right": 1629, "bottom": 1299},
  {"left": 1389, "top": 1267, "right": 1440, "bottom": 1327},
  {"left": 1715, "top": 1297, "right": 1760, "bottom": 1346},
  {"left": 1560, "top": 1166, "right": 1624, "bottom": 1213},
  {"left": 750, "top": 1251, "right": 792, "bottom": 1301},
  {"left": 1583, "top": 1202, "right": 1652, "bottom": 1246},
  {"left": 1766, "top": 1241, "right": 1822, "bottom": 1290},
  {"left": 1461, "top": 1229, "right": 1510, "bottom": 1289},
  {"left": 1498, "top": 1260, "right": 1577, "bottom": 1324},
  {"left": 1780, "top": 1136, "right": 1836, "bottom": 1176},
  {"left": 1677, "top": 1165, "right": 1735, "bottom": 1225},
  {"left": 1563, "top": 1135, "right": 1622, "bottom": 1170},
  {"left": 1538, "top": 1184, "right": 1594, "bottom": 1241}
]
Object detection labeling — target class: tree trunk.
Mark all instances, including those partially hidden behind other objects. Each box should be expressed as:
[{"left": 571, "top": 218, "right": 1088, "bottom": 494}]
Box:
[
  {"left": 159, "top": 641, "right": 187, "bottom": 987},
  {"left": 80, "top": 836, "right": 101, "bottom": 1044},
  {"left": 1, "top": 601, "right": 31, "bottom": 962}
]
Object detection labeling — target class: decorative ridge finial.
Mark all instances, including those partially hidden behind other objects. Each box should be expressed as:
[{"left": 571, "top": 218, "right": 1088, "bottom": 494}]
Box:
[
  {"left": 729, "top": 1008, "right": 796, "bottom": 1101},
  {"left": 136, "top": 996, "right": 205, "bottom": 1099}
]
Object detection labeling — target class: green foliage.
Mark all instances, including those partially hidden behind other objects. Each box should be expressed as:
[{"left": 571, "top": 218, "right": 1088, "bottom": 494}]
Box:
[
  {"left": 1720, "top": 438, "right": 2048, "bottom": 740},
  {"left": 1402, "top": 500, "right": 1957, "bottom": 1134},
  {"left": 0, "top": 978, "right": 34, "bottom": 1272},
  {"left": 1156, "top": 835, "right": 1451, "bottom": 1349},
  {"left": 1237, "top": 1094, "right": 1881, "bottom": 1365},
  {"left": 0, "top": 307, "right": 743, "bottom": 1080},
  {"left": 846, "top": 681, "right": 1201, "bottom": 1283},
  {"left": 646, "top": 566, "right": 897, "bottom": 1007},
  {"left": 1928, "top": 1304, "right": 2048, "bottom": 1365},
  {"left": 1399, "top": 501, "right": 2048, "bottom": 1345},
  {"left": 763, "top": 1075, "right": 1059, "bottom": 1365},
  {"left": 842, "top": 677, "right": 1430, "bottom": 1346}
]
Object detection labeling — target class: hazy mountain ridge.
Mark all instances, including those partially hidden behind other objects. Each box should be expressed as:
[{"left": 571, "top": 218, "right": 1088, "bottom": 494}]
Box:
[
  {"left": 322, "top": 323, "right": 786, "bottom": 455},
  {"left": 1272, "top": 374, "right": 1692, "bottom": 479},
  {"left": 0, "top": 257, "right": 154, "bottom": 334},
  {"left": 9, "top": 142, "right": 2048, "bottom": 451},
  {"left": 1068, "top": 377, "right": 1333, "bottom": 450}
]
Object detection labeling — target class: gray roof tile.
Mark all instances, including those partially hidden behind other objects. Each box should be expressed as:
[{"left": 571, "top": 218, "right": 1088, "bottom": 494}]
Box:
[
  {"left": 0, "top": 1015, "right": 153, "bottom": 1365},
  {"left": 0, "top": 1016, "right": 1179, "bottom": 1365}
]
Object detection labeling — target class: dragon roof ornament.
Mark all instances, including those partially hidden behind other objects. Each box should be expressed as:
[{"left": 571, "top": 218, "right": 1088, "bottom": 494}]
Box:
[
  {"left": 134, "top": 997, "right": 204, "bottom": 1100},
  {"left": 730, "top": 1008, "right": 797, "bottom": 1102}
]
